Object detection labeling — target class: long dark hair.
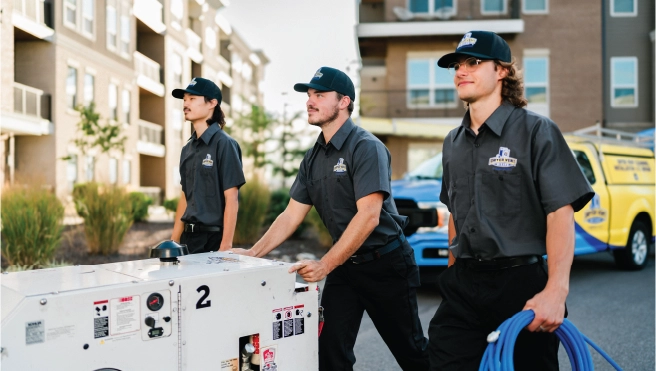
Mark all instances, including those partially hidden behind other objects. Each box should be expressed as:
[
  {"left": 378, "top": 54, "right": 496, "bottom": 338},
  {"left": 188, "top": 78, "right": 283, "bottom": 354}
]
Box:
[
  {"left": 204, "top": 97, "right": 226, "bottom": 129},
  {"left": 495, "top": 59, "right": 528, "bottom": 108}
]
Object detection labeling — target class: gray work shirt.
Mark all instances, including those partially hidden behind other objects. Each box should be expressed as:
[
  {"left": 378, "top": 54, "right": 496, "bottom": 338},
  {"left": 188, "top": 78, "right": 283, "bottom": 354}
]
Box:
[
  {"left": 439, "top": 102, "right": 594, "bottom": 259},
  {"left": 290, "top": 118, "right": 408, "bottom": 254},
  {"left": 180, "top": 123, "right": 246, "bottom": 226}
]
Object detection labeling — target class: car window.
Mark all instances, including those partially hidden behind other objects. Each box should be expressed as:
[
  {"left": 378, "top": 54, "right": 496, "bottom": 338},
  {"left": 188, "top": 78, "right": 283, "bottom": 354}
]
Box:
[
  {"left": 407, "top": 153, "right": 443, "bottom": 180},
  {"left": 573, "top": 150, "right": 596, "bottom": 185}
]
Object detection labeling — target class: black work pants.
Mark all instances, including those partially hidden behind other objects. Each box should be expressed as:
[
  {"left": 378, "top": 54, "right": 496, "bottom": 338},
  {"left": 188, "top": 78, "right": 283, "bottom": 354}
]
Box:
[
  {"left": 319, "top": 242, "right": 429, "bottom": 371},
  {"left": 428, "top": 258, "right": 560, "bottom": 371},
  {"left": 180, "top": 231, "right": 222, "bottom": 254}
]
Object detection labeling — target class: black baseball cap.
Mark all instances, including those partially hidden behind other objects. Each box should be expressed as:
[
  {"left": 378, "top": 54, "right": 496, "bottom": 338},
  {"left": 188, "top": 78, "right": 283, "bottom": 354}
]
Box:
[
  {"left": 437, "top": 31, "right": 511, "bottom": 68},
  {"left": 294, "top": 67, "right": 355, "bottom": 101},
  {"left": 172, "top": 77, "right": 222, "bottom": 104}
]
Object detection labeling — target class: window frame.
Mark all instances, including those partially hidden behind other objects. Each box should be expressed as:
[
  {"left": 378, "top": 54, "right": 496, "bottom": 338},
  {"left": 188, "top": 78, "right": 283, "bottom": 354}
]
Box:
[
  {"left": 66, "top": 66, "right": 78, "bottom": 109},
  {"left": 109, "top": 158, "right": 118, "bottom": 184},
  {"left": 407, "top": 0, "right": 457, "bottom": 17},
  {"left": 106, "top": 3, "right": 118, "bottom": 51},
  {"left": 64, "top": 0, "right": 77, "bottom": 29},
  {"left": 83, "top": 72, "right": 95, "bottom": 106},
  {"left": 610, "top": 56, "right": 638, "bottom": 108},
  {"left": 122, "top": 89, "right": 131, "bottom": 124},
  {"left": 481, "top": 0, "right": 507, "bottom": 15},
  {"left": 407, "top": 57, "right": 457, "bottom": 109},
  {"left": 522, "top": 0, "right": 548, "bottom": 14},
  {"left": 81, "top": 0, "right": 94, "bottom": 37},
  {"left": 523, "top": 53, "right": 550, "bottom": 118},
  {"left": 122, "top": 159, "right": 131, "bottom": 184},
  {"left": 108, "top": 83, "right": 119, "bottom": 121},
  {"left": 610, "top": 0, "right": 637, "bottom": 17},
  {"left": 85, "top": 155, "right": 95, "bottom": 182}
]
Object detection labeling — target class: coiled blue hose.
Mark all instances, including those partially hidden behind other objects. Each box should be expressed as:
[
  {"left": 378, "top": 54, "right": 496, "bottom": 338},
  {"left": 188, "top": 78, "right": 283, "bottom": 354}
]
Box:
[{"left": 479, "top": 310, "right": 623, "bottom": 371}]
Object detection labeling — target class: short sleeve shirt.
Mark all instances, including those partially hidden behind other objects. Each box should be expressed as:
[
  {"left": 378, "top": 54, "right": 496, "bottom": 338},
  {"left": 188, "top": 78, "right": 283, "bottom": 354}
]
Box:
[
  {"left": 439, "top": 102, "right": 594, "bottom": 259},
  {"left": 179, "top": 123, "right": 246, "bottom": 226},
  {"left": 289, "top": 118, "right": 408, "bottom": 254}
]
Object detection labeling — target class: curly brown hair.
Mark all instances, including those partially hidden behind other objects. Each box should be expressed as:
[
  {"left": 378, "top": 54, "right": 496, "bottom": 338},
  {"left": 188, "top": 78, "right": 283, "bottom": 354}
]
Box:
[{"left": 495, "top": 59, "right": 527, "bottom": 108}]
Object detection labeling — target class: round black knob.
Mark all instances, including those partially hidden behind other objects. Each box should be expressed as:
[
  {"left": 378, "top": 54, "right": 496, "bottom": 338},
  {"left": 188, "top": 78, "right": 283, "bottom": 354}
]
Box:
[
  {"left": 150, "top": 240, "right": 189, "bottom": 262},
  {"left": 145, "top": 317, "right": 156, "bottom": 328}
]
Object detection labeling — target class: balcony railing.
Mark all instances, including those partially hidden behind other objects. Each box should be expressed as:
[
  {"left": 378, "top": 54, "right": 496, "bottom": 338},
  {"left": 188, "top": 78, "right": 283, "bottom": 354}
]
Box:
[
  {"left": 185, "top": 29, "right": 203, "bottom": 63},
  {"left": 12, "top": 0, "right": 54, "bottom": 39},
  {"left": 133, "top": 0, "right": 166, "bottom": 34},
  {"left": 134, "top": 51, "right": 165, "bottom": 96},
  {"left": 360, "top": 89, "right": 464, "bottom": 119},
  {"left": 13, "top": 82, "right": 48, "bottom": 119},
  {"left": 14, "top": 0, "right": 49, "bottom": 26},
  {"left": 139, "top": 119, "right": 163, "bottom": 145}
]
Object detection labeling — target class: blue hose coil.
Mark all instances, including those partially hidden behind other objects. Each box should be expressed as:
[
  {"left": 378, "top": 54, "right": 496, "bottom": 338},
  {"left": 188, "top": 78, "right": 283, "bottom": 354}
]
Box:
[{"left": 479, "top": 310, "right": 623, "bottom": 371}]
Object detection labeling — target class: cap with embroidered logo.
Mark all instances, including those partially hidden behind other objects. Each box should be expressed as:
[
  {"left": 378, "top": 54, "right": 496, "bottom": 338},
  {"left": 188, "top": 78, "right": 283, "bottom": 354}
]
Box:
[
  {"left": 437, "top": 31, "right": 511, "bottom": 68},
  {"left": 172, "top": 77, "right": 222, "bottom": 104},
  {"left": 293, "top": 67, "right": 355, "bottom": 101}
]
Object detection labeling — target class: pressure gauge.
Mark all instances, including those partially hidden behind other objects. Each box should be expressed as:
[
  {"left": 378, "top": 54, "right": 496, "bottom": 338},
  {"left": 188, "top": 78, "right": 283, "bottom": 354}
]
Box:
[{"left": 146, "top": 293, "right": 164, "bottom": 311}]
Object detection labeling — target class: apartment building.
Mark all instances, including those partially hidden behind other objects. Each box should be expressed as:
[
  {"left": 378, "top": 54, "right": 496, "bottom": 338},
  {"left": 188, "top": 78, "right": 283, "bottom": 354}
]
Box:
[
  {"left": 356, "top": 0, "right": 652, "bottom": 178},
  {"left": 1, "top": 0, "right": 268, "bottom": 202}
]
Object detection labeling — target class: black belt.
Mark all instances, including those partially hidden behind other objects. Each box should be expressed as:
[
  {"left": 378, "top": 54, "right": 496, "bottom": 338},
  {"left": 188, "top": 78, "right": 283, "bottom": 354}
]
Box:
[
  {"left": 458, "top": 255, "right": 539, "bottom": 271},
  {"left": 348, "top": 234, "right": 406, "bottom": 265},
  {"left": 184, "top": 223, "right": 222, "bottom": 233}
]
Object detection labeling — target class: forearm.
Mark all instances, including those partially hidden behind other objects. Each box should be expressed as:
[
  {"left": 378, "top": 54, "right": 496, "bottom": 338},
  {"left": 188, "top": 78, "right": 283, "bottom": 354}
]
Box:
[
  {"left": 320, "top": 211, "right": 379, "bottom": 270},
  {"left": 171, "top": 192, "right": 187, "bottom": 242},
  {"left": 220, "top": 192, "right": 238, "bottom": 251},
  {"left": 544, "top": 205, "right": 575, "bottom": 299},
  {"left": 447, "top": 216, "right": 456, "bottom": 267}
]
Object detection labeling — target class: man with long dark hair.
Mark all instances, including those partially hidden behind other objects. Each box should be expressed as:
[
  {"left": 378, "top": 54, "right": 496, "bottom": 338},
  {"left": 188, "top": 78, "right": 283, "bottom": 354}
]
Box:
[
  {"left": 170, "top": 77, "right": 245, "bottom": 254},
  {"left": 427, "top": 31, "right": 594, "bottom": 370}
]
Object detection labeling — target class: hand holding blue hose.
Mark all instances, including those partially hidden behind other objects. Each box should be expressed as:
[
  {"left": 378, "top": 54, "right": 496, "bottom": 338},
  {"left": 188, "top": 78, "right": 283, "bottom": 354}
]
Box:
[{"left": 479, "top": 310, "right": 622, "bottom": 371}]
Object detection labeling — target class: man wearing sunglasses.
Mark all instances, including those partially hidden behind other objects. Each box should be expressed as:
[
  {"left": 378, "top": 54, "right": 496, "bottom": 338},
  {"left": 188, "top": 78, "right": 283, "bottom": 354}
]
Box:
[{"left": 427, "top": 31, "right": 594, "bottom": 370}]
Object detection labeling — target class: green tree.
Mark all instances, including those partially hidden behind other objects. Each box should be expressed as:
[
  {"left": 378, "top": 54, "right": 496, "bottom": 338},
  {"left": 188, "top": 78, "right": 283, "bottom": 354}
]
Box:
[
  {"left": 271, "top": 110, "right": 307, "bottom": 187},
  {"left": 65, "top": 102, "right": 127, "bottom": 180},
  {"left": 235, "top": 104, "right": 276, "bottom": 171}
]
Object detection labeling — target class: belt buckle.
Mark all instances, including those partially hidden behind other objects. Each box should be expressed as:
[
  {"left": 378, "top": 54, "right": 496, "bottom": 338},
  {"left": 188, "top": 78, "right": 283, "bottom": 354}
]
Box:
[
  {"left": 189, "top": 223, "right": 195, "bottom": 232},
  {"left": 350, "top": 255, "right": 360, "bottom": 265}
]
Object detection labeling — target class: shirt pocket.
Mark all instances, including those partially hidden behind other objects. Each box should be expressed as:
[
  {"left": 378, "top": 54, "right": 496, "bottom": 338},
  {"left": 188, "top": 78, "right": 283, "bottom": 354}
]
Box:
[
  {"left": 327, "top": 174, "right": 355, "bottom": 209},
  {"left": 481, "top": 173, "right": 521, "bottom": 216},
  {"left": 200, "top": 168, "right": 216, "bottom": 197},
  {"left": 449, "top": 176, "right": 471, "bottom": 221}
]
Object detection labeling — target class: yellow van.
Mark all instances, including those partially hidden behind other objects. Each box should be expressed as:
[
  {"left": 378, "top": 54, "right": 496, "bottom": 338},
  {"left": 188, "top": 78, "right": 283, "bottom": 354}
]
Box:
[{"left": 566, "top": 126, "right": 655, "bottom": 270}]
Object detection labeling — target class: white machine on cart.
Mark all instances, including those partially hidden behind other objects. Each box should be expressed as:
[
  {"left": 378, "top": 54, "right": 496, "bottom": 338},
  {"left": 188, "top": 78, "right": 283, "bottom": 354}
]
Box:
[{"left": 1, "top": 242, "right": 318, "bottom": 371}]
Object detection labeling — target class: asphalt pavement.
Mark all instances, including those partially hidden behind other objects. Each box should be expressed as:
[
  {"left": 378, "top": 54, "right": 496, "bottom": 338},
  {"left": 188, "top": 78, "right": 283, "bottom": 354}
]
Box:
[{"left": 351, "top": 253, "right": 655, "bottom": 371}]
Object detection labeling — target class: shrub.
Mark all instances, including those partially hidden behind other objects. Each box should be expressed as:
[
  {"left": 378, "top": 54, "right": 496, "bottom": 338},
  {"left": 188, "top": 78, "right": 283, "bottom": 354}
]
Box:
[
  {"left": 73, "top": 183, "right": 133, "bottom": 255},
  {"left": 234, "top": 178, "right": 270, "bottom": 244},
  {"left": 1, "top": 186, "right": 64, "bottom": 267},
  {"left": 163, "top": 198, "right": 179, "bottom": 214},
  {"left": 3, "top": 259, "right": 71, "bottom": 272},
  {"left": 129, "top": 192, "right": 153, "bottom": 222},
  {"left": 266, "top": 189, "right": 308, "bottom": 237},
  {"left": 305, "top": 207, "right": 333, "bottom": 248}
]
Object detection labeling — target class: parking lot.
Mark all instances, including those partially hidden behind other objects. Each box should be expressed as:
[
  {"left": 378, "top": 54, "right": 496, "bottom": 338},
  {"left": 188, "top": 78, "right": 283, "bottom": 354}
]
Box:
[{"left": 353, "top": 253, "right": 655, "bottom": 370}]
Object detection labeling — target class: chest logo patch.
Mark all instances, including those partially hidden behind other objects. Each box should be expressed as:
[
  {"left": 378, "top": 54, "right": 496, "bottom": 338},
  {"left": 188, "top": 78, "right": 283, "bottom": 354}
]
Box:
[
  {"left": 202, "top": 154, "right": 214, "bottom": 168},
  {"left": 333, "top": 158, "right": 347, "bottom": 173},
  {"left": 488, "top": 147, "right": 517, "bottom": 169}
]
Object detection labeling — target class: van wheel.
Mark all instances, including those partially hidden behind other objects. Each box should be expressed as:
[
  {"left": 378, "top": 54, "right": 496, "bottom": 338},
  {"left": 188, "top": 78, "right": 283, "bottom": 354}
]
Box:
[{"left": 613, "top": 220, "right": 650, "bottom": 270}]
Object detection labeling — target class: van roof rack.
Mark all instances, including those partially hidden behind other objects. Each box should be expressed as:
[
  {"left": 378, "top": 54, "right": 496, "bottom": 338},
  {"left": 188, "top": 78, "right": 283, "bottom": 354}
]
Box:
[{"left": 568, "top": 123, "right": 654, "bottom": 149}]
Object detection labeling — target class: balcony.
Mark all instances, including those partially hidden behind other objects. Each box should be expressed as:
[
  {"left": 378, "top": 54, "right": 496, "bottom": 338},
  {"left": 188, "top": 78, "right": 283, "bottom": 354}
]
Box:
[
  {"left": 133, "top": 0, "right": 166, "bottom": 34},
  {"left": 356, "top": 116, "right": 459, "bottom": 139},
  {"left": 137, "top": 120, "right": 165, "bottom": 157},
  {"left": 186, "top": 29, "right": 204, "bottom": 63},
  {"left": 134, "top": 51, "right": 165, "bottom": 97},
  {"left": 357, "top": 19, "right": 524, "bottom": 38},
  {"left": 12, "top": 0, "right": 54, "bottom": 39},
  {"left": 0, "top": 82, "right": 52, "bottom": 136}
]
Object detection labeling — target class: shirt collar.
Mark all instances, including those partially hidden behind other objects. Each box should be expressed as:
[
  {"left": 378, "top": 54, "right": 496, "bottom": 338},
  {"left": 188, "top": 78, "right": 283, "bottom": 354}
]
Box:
[
  {"left": 316, "top": 117, "right": 355, "bottom": 151},
  {"left": 190, "top": 123, "right": 220, "bottom": 145},
  {"left": 452, "top": 101, "right": 516, "bottom": 141}
]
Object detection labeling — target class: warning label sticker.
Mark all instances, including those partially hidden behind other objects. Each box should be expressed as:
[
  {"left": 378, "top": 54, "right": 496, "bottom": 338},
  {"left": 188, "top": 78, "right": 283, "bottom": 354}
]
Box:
[
  {"left": 294, "top": 304, "right": 305, "bottom": 335},
  {"left": 94, "top": 300, "right": 109, "bottom": 339},
  {"left": 272, "top": 304, "right": 305, "bottom": 340},
  {"left": 25, "top": 320, "right": 45, "bottom": 345},
  {"left": 47, "top": 325, "right": 75, "bottom": 341},
  {"left": 220, "top": 358, "right": 238, "bottom": 370},
  {"left": 272, "top": 308, "right": 283, "bottom": 340},
  {"left": 207, "top": 256, "right": 239, "bottom": 264},
  {"left": 283, "top": 306, "right": 294, "bottom": 338},
  {"left": 110, "top": 296, "right": 140, "bottom": 336}
]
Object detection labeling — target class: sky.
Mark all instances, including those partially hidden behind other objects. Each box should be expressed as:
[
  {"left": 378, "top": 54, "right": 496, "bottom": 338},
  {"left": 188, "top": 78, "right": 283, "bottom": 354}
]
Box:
[{"left": 220, "top": 0, "right": 359, "bottom": 118}]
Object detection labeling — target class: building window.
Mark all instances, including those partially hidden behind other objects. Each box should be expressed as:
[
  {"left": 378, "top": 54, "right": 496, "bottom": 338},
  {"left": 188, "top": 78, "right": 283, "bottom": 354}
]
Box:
[
  {"left": 67, "top": 154, "right": 78, "bottom": 190},
  {"left": 82, "top": 0, "right": 94, "bottom": 36},
  {"left": 524, "top": 56, "right": 549, "bottom": 117},
  {"left": 84, "top": 73, "right": 94, "bottom": 106},
  {"left": 122, "top": 159, "right": 131, "bottom": 184},
  {"left": 66, "top": 66, "right": 78, "bottom": 109},
  {"left": 107, "top": 4, "right": 117, "bottom": 50},
  {"left": 85, "top": 155, "right": 95, "bottom": 181},
  {"left": 109, "top": 83, "right": 118, "bottom": 120},
  {"left": 523, "top": 0, "right": 547, "bottom": 13},
  {"left": 171, "top": 0, "right": 183, "bottom": 28},
  {"left": 611, "top": 0, "right": 636, "bottom": 16},
  {"left": 122, "top": 89, "right": 131, "bottom": 124},
  {"left": 120, "top": 14, "right": 130, "bottom": 56},
  {"left": 481, "top": 0, "right": 507, "bottom": 14},
  {"left": 172, "top": 108, "right": 183, "bottom": 131},
  {"left": 407, "top": 58, "right": 456, "bottom": 108},
  {"left": 611, "top": 57, "right": 638, "bottom": 107},
  {"left": 109, "top": 158, "right": 118, "bottom": 184},
  {"left": 409, "top": 0, "right": 456, "bottom": 16},
  {"left": 172, "top": 53, "right": 183, "bottom": 85},
  {"left": 64, "top": 0, "right": 77, "bottom": 26}
]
